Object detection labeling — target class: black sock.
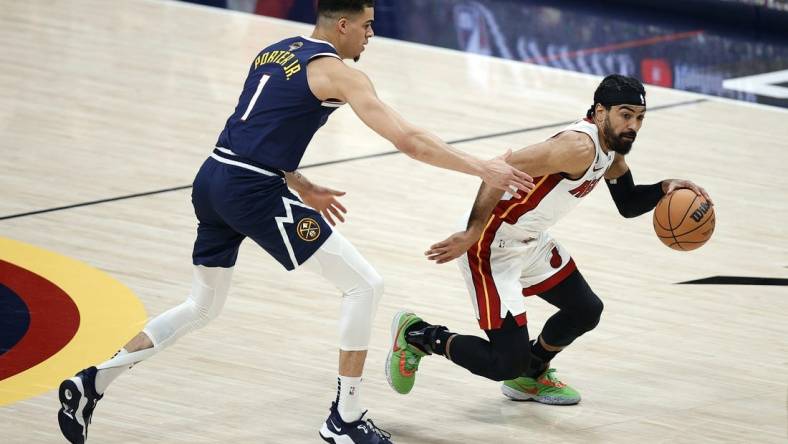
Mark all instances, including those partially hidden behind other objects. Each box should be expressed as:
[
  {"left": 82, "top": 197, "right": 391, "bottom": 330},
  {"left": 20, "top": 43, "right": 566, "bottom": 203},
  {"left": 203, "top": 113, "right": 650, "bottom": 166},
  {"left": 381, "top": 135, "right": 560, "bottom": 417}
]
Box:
[
  {"left": 432, "top": 328, "right": 454, "bottom": 355},
  {"left": 405, "top": 324, "right": 452, "bottom": 355},
  {"left": 405, "top": 321, "right": 430, "bottom": 334},
  {"left": 526, "top": 337, "right": 560, "bottom": 378}
]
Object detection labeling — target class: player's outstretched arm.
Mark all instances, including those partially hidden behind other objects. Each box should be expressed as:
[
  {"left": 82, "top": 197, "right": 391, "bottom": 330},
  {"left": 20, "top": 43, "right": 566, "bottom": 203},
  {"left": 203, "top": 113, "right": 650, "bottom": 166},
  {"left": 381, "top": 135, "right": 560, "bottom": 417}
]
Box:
[
  {"left": 308, "top": 58, "right": 534, "bottom": 196},
  {"left": 284, "top": 171, "right": 347, "bottom": 226},
  {"left": 506, "top": 131, "right": 595, "bottom": 178}
]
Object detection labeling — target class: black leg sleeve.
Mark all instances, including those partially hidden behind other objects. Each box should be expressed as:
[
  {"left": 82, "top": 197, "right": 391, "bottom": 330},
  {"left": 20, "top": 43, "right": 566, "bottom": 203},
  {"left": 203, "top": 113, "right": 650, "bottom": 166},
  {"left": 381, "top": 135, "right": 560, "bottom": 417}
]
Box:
[
  {"left": 446, "top": 315, "right": 531, "bottom": 381},
  {"left": 537, "top": 269, "right": 604, "bottom": 347}
]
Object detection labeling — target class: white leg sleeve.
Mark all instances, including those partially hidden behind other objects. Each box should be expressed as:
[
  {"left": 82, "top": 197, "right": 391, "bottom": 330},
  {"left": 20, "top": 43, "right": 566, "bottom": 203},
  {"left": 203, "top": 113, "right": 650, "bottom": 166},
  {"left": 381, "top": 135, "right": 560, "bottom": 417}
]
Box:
[
  {"left": 301, "top": 231, "right": 383, "bottom": 351},
  {"left": 142, "top": 265, "right": 234, "bottom": 350}
]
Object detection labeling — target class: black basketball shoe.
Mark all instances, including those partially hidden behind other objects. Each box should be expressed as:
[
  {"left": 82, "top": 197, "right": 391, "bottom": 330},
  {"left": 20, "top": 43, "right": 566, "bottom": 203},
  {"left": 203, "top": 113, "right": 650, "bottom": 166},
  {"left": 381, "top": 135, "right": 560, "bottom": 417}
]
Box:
[{"left": 58, "top": 366, "right": 103, "bottom": 443}]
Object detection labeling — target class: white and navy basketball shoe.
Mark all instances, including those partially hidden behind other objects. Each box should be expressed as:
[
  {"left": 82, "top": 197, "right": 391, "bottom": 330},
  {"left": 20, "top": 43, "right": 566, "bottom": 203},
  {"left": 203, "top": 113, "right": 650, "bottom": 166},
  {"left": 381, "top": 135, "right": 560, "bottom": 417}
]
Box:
[
  {"left": 319, "top": 402, "right": 393, "bottom": 444},
  {"left": 58, "top": 366, "right": 102, "bottom": 444}
]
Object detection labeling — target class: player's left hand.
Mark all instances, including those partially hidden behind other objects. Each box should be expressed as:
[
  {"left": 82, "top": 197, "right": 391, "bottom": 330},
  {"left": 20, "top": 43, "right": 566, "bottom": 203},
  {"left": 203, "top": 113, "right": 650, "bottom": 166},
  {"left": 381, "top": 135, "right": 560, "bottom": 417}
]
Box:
[
  {"left": 425, "top": 229, "right": 480, "bottom": 264},
  {"left": 662, "top": 179, "right": 713, "bottom": 206},
  {"left": 481, "top": 149, "right": 534, "bottom": 199},
  {"left": 300, "top": 186, "right": 347, "bottom": 226}
]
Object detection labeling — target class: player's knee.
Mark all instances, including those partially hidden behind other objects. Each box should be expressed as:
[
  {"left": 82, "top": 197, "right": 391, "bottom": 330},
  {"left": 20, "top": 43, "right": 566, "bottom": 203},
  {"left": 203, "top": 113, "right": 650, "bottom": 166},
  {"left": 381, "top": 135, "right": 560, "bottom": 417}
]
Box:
[
  {"left": 348, "top": 268, "right": 383, "bottom": 305},
  {"left": 193, "top": 299, "right": 221, "bottom": 328},
  {"left": 189, "top": 290, "right": 225, "bottom": 329},
  {"left": 575, "top": 293, "right": 604, "bottom": 333},
  {"left": 368, "top": 271, "right": 384, "bottom": 304},
  {"left": 188, "top": 265, "right": 232, "bottom": 329}
]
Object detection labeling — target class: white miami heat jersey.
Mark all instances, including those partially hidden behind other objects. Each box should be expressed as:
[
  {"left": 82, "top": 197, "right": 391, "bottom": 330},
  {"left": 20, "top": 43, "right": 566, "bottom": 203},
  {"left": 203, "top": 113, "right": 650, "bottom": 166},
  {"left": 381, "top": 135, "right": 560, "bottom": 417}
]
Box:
[{"left": 492, "top": 118, "right": 614, "bottom": 238}]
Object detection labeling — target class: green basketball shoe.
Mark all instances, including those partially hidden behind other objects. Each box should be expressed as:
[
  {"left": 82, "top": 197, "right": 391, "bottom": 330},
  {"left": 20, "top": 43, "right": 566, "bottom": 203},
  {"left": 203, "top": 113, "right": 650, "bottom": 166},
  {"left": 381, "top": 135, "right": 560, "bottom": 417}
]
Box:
[
  {"left": 385, "top": 310, "right": 427, "bottom": 395},
  {"left": 501, "top": 368, "right": 581, "bottom": 405}
]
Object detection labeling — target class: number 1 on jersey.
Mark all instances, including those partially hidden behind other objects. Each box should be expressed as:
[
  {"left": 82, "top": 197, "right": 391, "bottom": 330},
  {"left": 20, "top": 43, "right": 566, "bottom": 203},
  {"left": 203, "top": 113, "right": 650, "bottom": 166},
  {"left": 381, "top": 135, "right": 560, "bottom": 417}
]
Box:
[{"left": 241, "top": 74, "right": 270, "bottom": 121}]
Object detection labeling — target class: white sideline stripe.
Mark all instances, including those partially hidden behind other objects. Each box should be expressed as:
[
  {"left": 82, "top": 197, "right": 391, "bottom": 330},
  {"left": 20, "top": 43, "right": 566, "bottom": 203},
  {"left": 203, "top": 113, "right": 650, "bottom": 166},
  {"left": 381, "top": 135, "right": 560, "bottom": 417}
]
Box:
[{"left": 723, "top": 69, "right": 788, "bottom": 99}]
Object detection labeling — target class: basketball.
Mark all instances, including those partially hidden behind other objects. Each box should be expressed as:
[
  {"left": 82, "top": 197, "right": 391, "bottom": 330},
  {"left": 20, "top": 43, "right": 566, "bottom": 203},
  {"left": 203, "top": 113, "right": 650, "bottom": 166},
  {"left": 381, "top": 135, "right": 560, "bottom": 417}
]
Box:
[{"left": 653, "top": 188, "right": 715, "bottom": 251}]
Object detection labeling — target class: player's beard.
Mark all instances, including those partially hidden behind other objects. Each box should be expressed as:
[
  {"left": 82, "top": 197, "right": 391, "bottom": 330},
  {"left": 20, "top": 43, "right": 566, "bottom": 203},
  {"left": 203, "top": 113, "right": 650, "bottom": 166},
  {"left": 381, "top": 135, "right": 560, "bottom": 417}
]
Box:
[{"left": 603, "top": 117, "right": 635, "bottom": 155}]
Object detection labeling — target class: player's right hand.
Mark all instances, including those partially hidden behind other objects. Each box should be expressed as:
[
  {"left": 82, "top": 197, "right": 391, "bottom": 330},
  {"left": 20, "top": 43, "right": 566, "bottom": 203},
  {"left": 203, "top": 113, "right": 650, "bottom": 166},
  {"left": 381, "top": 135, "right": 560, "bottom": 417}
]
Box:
[
  {"left": 425, "top": 229, "right": 480, "bottom": 264},
  {"left": 300, "top": 186, "right": 347, "bottom": 226},
  {"left": 480, "top": 149, "right": 534, "bottom": 198}
]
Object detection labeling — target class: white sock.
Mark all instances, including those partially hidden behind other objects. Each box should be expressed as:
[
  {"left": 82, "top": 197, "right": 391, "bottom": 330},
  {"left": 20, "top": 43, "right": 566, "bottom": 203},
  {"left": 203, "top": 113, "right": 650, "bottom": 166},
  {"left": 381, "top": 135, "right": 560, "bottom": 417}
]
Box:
[
  {"left": 94, "top": 348, "right": 134, "bottom": 394},
  {"left": 336, "top": 375, "right": 363, "bottom": 423}
]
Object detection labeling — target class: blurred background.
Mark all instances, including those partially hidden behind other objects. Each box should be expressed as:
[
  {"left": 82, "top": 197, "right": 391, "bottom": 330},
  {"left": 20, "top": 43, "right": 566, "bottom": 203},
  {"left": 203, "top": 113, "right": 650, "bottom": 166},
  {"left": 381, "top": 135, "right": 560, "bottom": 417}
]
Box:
[{"left": 180, "top": 0, "right": 788, "bottom": 108}]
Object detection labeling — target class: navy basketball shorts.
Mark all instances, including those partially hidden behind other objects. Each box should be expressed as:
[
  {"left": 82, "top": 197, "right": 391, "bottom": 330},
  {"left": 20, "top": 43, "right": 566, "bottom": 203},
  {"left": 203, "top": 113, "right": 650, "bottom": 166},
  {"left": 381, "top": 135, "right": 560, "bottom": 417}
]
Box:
[{"left": 190, "top": 156, "right": 332, "bottom": 270}]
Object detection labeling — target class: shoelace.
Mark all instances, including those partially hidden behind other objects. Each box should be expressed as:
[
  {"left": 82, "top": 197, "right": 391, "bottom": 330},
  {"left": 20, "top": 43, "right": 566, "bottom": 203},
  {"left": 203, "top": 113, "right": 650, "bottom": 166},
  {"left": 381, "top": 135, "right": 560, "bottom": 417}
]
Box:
[
  {"left": 541, "top": 369, "right": 566, "bottom": 388},
  {"left": 404, "top": 353, "right": 420, "bottom": 371},
  {"left": 365, "top": 419, "right": 392, "bottom": 440}
]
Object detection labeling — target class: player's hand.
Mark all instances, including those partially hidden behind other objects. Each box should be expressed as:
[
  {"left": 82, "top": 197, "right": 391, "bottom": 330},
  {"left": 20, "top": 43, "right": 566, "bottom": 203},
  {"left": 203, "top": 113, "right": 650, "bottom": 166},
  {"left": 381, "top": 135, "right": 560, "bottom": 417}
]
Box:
[
  {"left": 300, "top": 186, "right": 347, "bottom": 226},
  {"left": 662, "top": 179, "right": 713, "bottom": 206},
  {"left": 480, "top": 149, "right": 534, "bottom": 198},
  {"left": 425, "top": 229, "right": 481, "bottom": 264}
]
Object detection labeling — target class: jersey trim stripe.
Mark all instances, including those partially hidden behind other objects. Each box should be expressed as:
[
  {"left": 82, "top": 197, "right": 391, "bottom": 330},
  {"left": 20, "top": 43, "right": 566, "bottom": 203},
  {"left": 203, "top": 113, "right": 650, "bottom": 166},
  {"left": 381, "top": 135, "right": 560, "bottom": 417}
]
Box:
[
  {"left": 521, "top": 259, "right": 577, "bottom": 296},
  {"left": 467, "top": 215, "right": 505, "bottom": 330},
  {"left": 498, "top": 174, "right": 563, "bottom": 223},
  {"left": 300, "top": 35, "right": 337, "bottom": 49},
  {"left": 310, "top": 52, "right": 341, "bottom": 61},
  {"left": 215, "top": 147, "right": 237, "bottom": 156},
  {"left": 209, "top": 153, "right": 281, "bottom": 177}
]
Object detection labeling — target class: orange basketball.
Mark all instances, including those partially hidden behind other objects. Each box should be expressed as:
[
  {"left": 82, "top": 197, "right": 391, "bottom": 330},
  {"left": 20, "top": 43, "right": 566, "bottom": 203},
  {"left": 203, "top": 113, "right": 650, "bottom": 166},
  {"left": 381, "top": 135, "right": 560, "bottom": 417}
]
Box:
[{"left": 653, "top": 188, "right": 715, "bottom": 251}]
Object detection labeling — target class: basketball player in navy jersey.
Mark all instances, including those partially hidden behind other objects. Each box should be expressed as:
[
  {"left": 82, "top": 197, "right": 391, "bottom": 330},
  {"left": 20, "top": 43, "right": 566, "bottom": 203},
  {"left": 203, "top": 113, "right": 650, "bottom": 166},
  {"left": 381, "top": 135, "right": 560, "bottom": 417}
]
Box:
[
  {"left": 56, "top": 1, "right": 533, "bottom": 443},
  {"left": 386, "top": 75, "right": 710, "bottom": 407}
]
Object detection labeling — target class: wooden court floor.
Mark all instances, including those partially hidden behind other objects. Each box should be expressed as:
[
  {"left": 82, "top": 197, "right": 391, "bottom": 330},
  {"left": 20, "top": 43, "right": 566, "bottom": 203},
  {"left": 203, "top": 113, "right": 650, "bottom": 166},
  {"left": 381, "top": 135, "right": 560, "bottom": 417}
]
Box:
[{"left": 1, "top": 0, "right": 787, "bottom": 442}]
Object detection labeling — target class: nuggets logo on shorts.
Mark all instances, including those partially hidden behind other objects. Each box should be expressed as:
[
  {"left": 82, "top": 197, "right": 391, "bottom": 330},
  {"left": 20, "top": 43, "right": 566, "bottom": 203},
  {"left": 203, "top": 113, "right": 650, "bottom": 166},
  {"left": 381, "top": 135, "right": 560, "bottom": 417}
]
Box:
[{"left": 297, "top": 217, "right": 321, "bottom": 241}]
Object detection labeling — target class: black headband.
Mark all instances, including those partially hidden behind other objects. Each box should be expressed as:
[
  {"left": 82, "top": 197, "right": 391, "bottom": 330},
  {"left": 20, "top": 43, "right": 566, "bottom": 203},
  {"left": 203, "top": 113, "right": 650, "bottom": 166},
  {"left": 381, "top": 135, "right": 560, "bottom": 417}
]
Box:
[{"left": 595, "top": 89, "right": 646, "bottom": 108}]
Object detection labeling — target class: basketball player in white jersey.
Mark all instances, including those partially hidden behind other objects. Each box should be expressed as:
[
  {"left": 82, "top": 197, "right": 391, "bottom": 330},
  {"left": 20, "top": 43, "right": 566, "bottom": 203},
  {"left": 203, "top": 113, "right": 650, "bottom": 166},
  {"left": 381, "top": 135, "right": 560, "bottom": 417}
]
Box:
[
  {"left": 386, "top": 74, "right": 711, "bottom": 404},
  {"left": 55, "top": 1, "right": 534, "bottom": 443}
]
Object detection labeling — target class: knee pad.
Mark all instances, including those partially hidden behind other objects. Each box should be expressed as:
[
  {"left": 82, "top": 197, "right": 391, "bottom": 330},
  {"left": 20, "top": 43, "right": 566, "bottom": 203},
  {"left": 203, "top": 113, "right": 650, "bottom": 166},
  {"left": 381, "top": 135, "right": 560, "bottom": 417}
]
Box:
[
  {"left": 338, "top": 269, "right": 383, "bottom": 350},
  {"left": 190, "top": 265, "right": 233, "bottom": 325},
  {"left": 364, "top": 270, "right": 384, "bottom": 307},
  {"left": 302, "top": 231, "right": 384, "bottom": 351},
  {"left": 143, "top": 265, "right": 233, "bottom": 349}
]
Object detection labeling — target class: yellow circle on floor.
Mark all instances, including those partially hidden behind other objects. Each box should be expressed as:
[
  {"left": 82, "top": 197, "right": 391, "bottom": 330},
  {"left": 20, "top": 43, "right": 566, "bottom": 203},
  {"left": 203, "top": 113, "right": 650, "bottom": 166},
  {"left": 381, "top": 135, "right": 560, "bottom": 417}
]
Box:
[{"left": 0, "top": 237, "right": 147, "bottom": 406}]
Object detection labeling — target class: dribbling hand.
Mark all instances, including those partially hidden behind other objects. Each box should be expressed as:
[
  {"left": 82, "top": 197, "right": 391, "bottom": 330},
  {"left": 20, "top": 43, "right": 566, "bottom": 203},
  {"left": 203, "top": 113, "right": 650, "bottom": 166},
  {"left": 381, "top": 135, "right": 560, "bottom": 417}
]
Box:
[{"left": 662, "top": 179, "right": 713, "bottom": 206}]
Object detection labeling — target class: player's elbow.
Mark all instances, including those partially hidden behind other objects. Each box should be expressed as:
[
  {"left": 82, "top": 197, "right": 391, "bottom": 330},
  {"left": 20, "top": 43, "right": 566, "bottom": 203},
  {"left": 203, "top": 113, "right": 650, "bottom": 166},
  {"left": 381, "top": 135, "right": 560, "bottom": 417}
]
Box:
[
  {"left": 617, "top": 206, "right": 638, "bottom": 218},
  {"left": 616, "top": 201, "right": 646, "bottom": 218}
]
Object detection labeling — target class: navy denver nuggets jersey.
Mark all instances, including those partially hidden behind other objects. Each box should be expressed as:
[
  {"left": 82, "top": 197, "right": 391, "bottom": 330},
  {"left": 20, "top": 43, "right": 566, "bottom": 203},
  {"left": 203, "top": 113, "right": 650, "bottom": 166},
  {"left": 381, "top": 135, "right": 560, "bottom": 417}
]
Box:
[{"left": 216, "top": 36, "right": 344, "bottom": 171}]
